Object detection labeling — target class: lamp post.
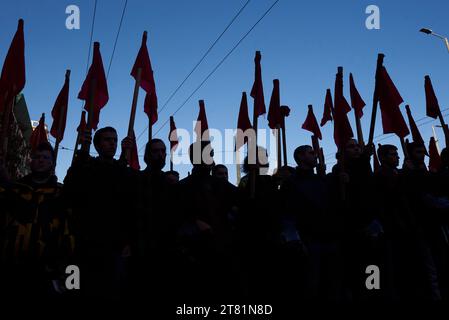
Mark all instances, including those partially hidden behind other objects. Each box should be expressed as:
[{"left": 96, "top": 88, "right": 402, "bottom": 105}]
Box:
[{"left": 420, "top": 28, "right": 449, "bottom": 53}]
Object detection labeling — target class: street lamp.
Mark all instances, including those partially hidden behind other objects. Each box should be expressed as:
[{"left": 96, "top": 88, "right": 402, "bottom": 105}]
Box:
[{"left": 420, "top": 28, "right": 449, "bottom": 53}]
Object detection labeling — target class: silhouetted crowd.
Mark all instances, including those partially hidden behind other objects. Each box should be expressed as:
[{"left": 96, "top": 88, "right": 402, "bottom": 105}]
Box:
[{"left": 1, "top": 126, "right": 449, "bottom": 303}]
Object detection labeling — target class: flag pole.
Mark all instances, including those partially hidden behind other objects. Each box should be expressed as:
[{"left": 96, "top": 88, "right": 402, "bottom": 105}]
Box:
[
  {"left": 54, "top": 69, "right": 71, "bottom": 163},
  {"left": 249, "top": 51, "right": 262, "bottom": 199},
  {"left": 368, "top": 53, "right": 385, "bottom": 146},
  {"left": 236, "top": 141, "right": 242, "bottom": 185},
  {"left": 72, "top": 111, "right": 86, "bottom": 165},
  {"left": 354, "top": 108, "right": 364, "bottom": 147},
  {"left": 276, "top": 125, "right": 281, "bottom": 171},
  {"left": 0, "top": 91, "right": 15, "bottom": 164},
  {"left": 400, "top": 137, "right": 409, "bottom": 160},
  {"left": 149, "top": 118, "right": 152, "bottom": 142},
  {"left": 127, "top": 66, "right": 142, "bottom": 151},
  {"left": 81, "top": 77, "right": 97, "bottom": 154},
  {"left": 336, "top": 66, "right": 347, "bottom": 201},
  {"left": 308, "top": 105, "right": 325, "bottom": 176},
  {"left": 281, "top": 105, "right": 288, "bottom": 167}
]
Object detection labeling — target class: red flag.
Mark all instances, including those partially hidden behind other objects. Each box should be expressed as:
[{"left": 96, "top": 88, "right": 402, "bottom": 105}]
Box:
[
  {"left": 236, "top": 92, "right": 252, "bottom": 150},
  {"left": 405, "top": 105, "right": 424, "bottom": 146},
  {"left": 349, "top": 73, "right": 366, "bottom": 119},
  {"left": 50, "top": 71, "right": 70, "bottom": 143},
  {"left": 78, "top": 42, "right": 109, "bottom": 130},
  {"left": 30, "top": 113, "right": 48, "bottom": 151},
  {"left": 302, "top": 105, "right": 322, "bottom": 140},
  {"left": 195, "top": 100, "right": 209, "bottom": 140},
  {"left": 424, "top": 75, "right": 440, "bottom": 119},
  {"left": 428, "top": 137, "right": 441, "bottom": 172},
  {"left": 131, "top": 32, "right": 158, "bottom": 122},
  {"left": 77, "top": 111, "right": 87, "bottom": 134},
  {"left": 131, "top": 32, "right": 157, "bottom": 94},
  {"left": 144, "top": 91, "right": 158, "bottom": 125},
  {"left": 169, "top": 116, "right": 178, "bottom": 151},
  {"left": 0, "top": 19, "right": 25, "bottom": 112},
  {"left": 267, "top": 79, "right": 281, "bottom": 129},
  {"left": 250, "top": 51, "right": 266, "bottom": 117},
  {"left": 333, "top": 68, "right": 353, "bottom": 149},
  {"left": 129, "top": 130, "right": 140, "bottom": 171},
  {"left": 320, "top": 89, "right": 333, "bottom": 127},
  {"left": 377, "top": 67, "right": 409, "bottom": 138}
]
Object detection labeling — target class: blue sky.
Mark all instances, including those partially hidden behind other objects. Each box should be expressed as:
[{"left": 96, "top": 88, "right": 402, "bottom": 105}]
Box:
[{"left": 1, "top": 0, "right": 449, "bottom": 184}]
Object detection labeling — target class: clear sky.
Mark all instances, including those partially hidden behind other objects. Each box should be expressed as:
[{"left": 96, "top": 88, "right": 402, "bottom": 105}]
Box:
[{"left": 1, "top": 0, "right": 449, "bottom": 184}]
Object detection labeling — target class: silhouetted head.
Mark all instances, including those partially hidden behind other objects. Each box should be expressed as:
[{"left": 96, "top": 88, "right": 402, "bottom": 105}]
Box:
[
  {"left": 94, "top": 127, "right": 117, "bottom": 159},
  {"left": 164, "top": 170, "right": 179, "bottom": 185},
  {"left": 293, "top": 145, "right": 317, "bottom": 169},
  {"left": 189, "top": 140, "right": 215, "bottom": 171},
  {"left": 144, "top": 138, "right": 167, "bottom": 172},
  {"left": 407, "top": 142, "right": 426, "bottom": 164},
  {"left": 212, "top": 164, "right": 228, "bottom": 181},
  {"left": 242, "top": 146, "right": 269, "bottom": 175},
  {"left": 30, "top": 142, "right": 55, "bottom": 175},
  {"left": 377, "top": 144, "right": 399, "bottom": 169}
]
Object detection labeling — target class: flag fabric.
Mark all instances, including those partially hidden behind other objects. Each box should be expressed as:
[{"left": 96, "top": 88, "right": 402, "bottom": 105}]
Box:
[
  {"left": 129, "top": 130, "right": 140, "bottom": 171},
  {"left": 349, "top": 73, "right": 366, "bottom": 119},
  {"left": 405, "top": 105, "right": 425, "bottom": 147},
  {"left": 144, "top": 91, "right": 158, "bottom": 125},
  {"left": 267, "top": 79, "right": 282, "bottom": 129},
  {"left": 320, "top": 89, "right": 333, "bottom": 127},
  {"left": 77, "top": 111, "right": 87, "bottom": 134},
  {"left": 78, "top": 42, "right": 109, "bottom": 130},
  {"left": 131, "top": 31, "right": 157, "bottom": 94},
  {"left": 0, "top": 19, "right": 25, "bottom": 112},
  {"left": 333, "top": 70, "right": 353, "bottom": 149},
  {"left": 236, "top": 92, "right": 252, "bottom": 150},
  {"left": 377, "top": 66, "right": 409, "bottom": 138},
  {"left": 169, "top": 116, "right": 178, "bottom": 151},
  {"left": 30, "top": 114, "right": 48, "bottom": 151},
  {"left": 302, "top": 105, "right": 322, "bottom": 140},
  {"left": 131, "top": 32, "right": 158, "bottom": 122},
  {"left": 428, "top": 137, "right": 441, "bottom": 172},
  {"left": 250, "top": 51, "right": 266, "bottom": 117},
  {"left": 50, "top": 71, "right": 70, "bottom": 142},
  {"left": 195, "top": 100, "right": 209, "bottom": 140},
  {"left": 424, "top": 75, "right": 440, "bottom": 119}
]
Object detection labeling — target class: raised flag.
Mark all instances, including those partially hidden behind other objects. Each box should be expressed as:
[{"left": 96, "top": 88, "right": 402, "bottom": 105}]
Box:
[
  {"left": 169, "top": 116, "right": 178, "bottom": 151},
  {"left": 424, "top": 75, "right": 440, "bottom": 119},
  {"left": 349, "top": 73, "right": 366, "bottom": 119},
  {"left": 377, "top": 67, "right": 409, "bottom": 138},
  {"left": 144, "top": 91, "right": 158, "bottom": 125},
  {"left": 320, "top": 89, "right": 333, "bottom": 127},
  {"left": 302, "top": 105, "right": 322, "bottom": 140},
  {"left": 0, "top": 19, "right": 25, "bottom": 112},
  {"left": 195, "top": 100, "right": 209, "bottom": 140},
  {"left": 250, "top": 51, "right": 266, "bottom": 117},
  {"left": 428, "top": 137, "right": 442, "bottom": 172},
  {"left": 405, "top": 105, "right": 424, "bottom": 146},
  {"left": 78, "top": 42, "right": 109, "bottom": 130},
  {"left": 30, "top": 113, "right": 48, "bottom": 151},
  {"left": 50, "top": 70, "right": 70, "bottom": 142},
  {"left": 236, "top": 92, "right": 252, "bottom": 150},
  {"left": 333, "top": 67, "right": 353, "bottom": 149},
  {"left": 267, "top": 79, "right": 281, "bottom": 129}
]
